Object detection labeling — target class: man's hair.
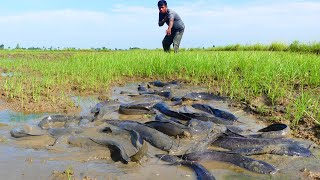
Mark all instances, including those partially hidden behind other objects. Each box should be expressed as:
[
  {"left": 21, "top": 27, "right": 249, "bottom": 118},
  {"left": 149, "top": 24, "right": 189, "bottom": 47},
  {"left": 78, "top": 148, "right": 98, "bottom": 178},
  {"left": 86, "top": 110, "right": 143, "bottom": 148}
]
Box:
[{"left": 158, "top": 0, "right": 167, "bottom": 7}]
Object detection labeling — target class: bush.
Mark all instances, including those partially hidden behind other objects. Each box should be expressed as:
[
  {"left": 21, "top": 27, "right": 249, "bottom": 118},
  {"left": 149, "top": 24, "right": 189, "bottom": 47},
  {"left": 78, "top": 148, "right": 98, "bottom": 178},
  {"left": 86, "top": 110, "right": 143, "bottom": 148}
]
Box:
[{"left": 269, "top": 42, "right": 288, "bottom": 51}]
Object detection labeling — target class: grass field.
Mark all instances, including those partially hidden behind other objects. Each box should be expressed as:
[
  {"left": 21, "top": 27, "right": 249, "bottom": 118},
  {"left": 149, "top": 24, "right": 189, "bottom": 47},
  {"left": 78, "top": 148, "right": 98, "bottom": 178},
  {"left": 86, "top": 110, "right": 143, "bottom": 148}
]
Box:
[{"left": 0, "top": 47, "right": 319, "bottom": 128}]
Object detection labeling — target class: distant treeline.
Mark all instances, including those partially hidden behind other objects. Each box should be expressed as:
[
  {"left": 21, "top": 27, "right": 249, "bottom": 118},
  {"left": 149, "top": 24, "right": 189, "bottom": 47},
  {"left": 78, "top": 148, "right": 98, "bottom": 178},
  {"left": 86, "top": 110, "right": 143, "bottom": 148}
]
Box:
[
  {"left": 0, "top": 44, "right": 144, "bottom": 51},
  {"left": 1, "top": 41, "right": 319, "bottom": 54},
  {"left": 185, "top": 41, "right": 320, "bottom": 54}
]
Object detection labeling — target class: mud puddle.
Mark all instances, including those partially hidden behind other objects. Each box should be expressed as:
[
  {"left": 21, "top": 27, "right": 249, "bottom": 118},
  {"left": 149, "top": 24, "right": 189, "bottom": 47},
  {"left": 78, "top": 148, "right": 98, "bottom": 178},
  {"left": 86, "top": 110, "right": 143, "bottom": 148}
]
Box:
[
  {"left": 0, "top": 82, "right": 319, "bottom": 180},
  {"left": 1, "top": 72, "right": 13, "bottom": 77}
]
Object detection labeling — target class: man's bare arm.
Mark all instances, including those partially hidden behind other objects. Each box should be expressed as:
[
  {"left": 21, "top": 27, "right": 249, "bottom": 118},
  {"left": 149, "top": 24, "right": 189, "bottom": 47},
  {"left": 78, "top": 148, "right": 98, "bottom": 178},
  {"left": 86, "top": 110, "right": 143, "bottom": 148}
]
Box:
[{"left": 166, "top": 19, "right": 174, "bottom": 35}]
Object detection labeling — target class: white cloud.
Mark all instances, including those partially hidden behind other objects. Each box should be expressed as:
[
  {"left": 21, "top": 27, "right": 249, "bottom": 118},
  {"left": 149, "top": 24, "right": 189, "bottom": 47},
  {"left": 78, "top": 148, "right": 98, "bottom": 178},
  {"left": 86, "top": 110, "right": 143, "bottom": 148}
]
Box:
[
  {"left": 0, "top": 1, "right": 319, "bottom": 49},
  {"left": 176, "top": 1, "right": 320, "bottom": 45}
]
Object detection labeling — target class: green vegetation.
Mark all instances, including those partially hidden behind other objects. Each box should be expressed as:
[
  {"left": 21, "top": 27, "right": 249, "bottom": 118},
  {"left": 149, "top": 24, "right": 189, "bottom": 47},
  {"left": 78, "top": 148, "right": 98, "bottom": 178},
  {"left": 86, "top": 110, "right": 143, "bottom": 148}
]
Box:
[
  {"left": 189, "top": 41, "right": 320, "bottom": 54},
  {"left": 65, "top": 166, "right": 74, "bottom": 180},
  {"left": 0, "top": 41, "right": 319, "bottom": 53},
  {"left": 0, "top": 45, "right": 319, "bottom": 127}
]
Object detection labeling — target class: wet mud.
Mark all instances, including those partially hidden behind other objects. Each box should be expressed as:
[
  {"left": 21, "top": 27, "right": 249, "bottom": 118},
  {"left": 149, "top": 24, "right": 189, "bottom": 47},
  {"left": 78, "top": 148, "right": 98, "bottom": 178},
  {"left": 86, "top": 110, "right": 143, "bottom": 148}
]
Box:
[{"left": 0, "top": 81, "right": 319, "bottom": 180}]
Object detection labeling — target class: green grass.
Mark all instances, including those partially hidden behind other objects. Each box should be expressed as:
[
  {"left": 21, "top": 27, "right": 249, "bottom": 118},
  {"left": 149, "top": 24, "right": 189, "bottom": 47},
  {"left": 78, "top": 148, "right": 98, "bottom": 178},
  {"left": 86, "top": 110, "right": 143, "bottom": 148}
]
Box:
[
  {"left": 0, "top": 48, "right": 319, "bottom": 126},
  {"left": 205, "top": 41, "right": 320, "bottom": 54}
]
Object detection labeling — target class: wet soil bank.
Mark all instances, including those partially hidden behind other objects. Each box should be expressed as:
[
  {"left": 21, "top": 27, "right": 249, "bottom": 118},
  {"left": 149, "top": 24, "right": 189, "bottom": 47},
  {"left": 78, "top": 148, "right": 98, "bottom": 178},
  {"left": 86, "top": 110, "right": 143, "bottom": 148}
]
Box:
[{"left": 228, "top": 97, "right": 320, "bottom": 145}]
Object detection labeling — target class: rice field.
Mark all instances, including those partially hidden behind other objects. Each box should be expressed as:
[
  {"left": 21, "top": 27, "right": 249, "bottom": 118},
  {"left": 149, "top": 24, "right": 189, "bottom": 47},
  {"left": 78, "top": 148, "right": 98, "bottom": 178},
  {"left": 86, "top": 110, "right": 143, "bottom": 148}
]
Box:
[{"left": 0, "top": 47, "right": 319, "bottom": 127}]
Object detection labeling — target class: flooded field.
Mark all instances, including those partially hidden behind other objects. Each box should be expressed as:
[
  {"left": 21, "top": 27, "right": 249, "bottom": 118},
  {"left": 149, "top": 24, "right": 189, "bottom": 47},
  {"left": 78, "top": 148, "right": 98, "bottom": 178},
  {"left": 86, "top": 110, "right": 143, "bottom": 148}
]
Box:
[{"left": 0, "top": 82, "right": 319, "bottom": 180}]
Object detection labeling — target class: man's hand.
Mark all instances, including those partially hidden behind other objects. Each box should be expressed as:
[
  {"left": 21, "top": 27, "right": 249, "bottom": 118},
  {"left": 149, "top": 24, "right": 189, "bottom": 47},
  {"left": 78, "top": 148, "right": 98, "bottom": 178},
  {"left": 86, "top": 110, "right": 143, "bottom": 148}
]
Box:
[{"left": 166, "top": 28, "right": 172, "bottom": 35}]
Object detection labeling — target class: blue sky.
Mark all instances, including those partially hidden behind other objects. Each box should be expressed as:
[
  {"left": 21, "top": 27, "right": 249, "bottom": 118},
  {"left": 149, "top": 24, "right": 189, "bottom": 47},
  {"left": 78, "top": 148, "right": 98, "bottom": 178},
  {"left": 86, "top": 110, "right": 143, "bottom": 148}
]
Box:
[{"left": 0, "top": 0, "right": 319, "bottom": 49}]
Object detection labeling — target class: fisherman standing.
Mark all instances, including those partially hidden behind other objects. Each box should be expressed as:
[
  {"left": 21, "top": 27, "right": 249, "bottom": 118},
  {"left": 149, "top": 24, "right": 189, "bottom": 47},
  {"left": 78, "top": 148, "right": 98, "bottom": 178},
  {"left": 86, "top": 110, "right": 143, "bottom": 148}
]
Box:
[{"left": 158, "top": 0, "right": 185, "bottom": 53}]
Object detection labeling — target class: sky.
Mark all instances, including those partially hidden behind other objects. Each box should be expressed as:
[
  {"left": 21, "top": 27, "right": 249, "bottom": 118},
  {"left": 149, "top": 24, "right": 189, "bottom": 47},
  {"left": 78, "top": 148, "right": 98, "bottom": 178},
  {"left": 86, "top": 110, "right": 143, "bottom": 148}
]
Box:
[{"left": 0, "top": 0, "right": 319, "bottom": 49}]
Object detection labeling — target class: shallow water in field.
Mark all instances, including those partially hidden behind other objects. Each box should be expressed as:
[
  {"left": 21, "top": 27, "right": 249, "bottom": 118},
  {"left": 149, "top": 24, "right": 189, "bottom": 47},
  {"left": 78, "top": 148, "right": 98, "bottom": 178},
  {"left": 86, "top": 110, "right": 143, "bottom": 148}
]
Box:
[
  {"left": 1, "top": 72, "right": 14, "bottom": 77},
  {"left": 0, "top": 82, "right": 319, "bottom": 180},
  {"left": 1, "top": 71, "right": 22, "bottom": 77},
  {"left": 0, "top": 110, "right": 47, "bottom": 125}
]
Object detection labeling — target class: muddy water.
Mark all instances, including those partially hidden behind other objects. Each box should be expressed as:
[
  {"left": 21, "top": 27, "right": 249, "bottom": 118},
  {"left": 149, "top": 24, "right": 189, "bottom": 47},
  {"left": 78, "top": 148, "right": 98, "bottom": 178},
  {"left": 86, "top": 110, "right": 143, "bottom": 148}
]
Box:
[
  {"left": 0, "top": 82, "right": 319, "bottom": 180},
  {"left": 0, "top": 110, "right": 47, "bottom": 124},
  {"left": 1, "top": 72, "right": 15, "bottom": 77}
]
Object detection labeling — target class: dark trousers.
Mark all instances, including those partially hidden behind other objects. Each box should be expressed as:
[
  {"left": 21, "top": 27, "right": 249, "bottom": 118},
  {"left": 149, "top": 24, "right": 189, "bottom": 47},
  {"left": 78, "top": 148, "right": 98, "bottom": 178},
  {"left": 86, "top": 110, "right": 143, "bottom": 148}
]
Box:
[{"left": 162, "top": 30, "right": 184, "bottom": 53}]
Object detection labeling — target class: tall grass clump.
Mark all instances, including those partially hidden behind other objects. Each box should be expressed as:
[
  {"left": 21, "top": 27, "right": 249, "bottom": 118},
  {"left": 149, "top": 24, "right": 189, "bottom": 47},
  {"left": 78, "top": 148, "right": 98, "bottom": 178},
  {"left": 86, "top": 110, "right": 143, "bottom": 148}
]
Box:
[
  {"left": 0, "top": 49, "right": 319, "bottom": 126},
  {"left": 287, "top": 91, "right": 320, "bottom": 126},
  {"left": 208, "top": 41, "right": 320, "bottom": 54},
  {"left": 269, "top": 42, "right": 288, "bottom": 51}
]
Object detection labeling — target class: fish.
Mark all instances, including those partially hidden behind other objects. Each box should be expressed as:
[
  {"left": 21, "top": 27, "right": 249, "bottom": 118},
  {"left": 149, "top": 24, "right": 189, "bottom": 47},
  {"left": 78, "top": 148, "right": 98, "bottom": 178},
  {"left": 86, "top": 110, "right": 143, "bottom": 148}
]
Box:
[
  {"left": 170, "top": 96, "right": 183, "bottom": 106},
  {"left": 38, "top": 115, "right": 94, "bottom": 129},
  {"left": 250, "top": 123, "right": 290, "bottom": 139},
  {"left": 153, "top": 102, "right": 191, "bottom": 121},
  {"left": 90, "top": 100, "right": 120, "bottom": 114},
  {"left": 119, "top": 102, "right": 156, "bottom": 115},
  {"left": 180, "top": 150, "right": 277, "bottom": 174},
  {"left": 156, "top": 154, "right": 216, "bottom": 180},
  {"left": 149, "top": 80, "right": 179, "bottom": 87},
  {"left": 192, "top": 103, "right": 237, "bottom": 121},
  {"left": 179, "top": 107, "right": 234, "bottom": 125},
  {"left": 228, "top": 143, "right": 311, "bottom": 157},
  {"left": 145, "top": 121, "right": 190, "bottom": 137},
  {"left": 90, "top": 100, "right": 121, "bottom": 120},
  {"left": 137, "top": 83, "right": 150, "bottom": 92},
  {"left": 155, "top": 114, "right": 185, "bottom": 124},
  {"left": 139, "top": 90, "right": 172, "bottom": 99},
  {"left": 214, "top": 130, "right": 312, "bottom": 157},
  {"left": 106, "top": 120, "right": 178, "bottom": 152},
  {"left": 212, "top": 135, "right": 301, "bottom": 150},
  {"left": 90, "top": 125, "right": 148, "bottom": 163},
  {"left": 10, "top": 125, "right": 45, "bottom": 138}
]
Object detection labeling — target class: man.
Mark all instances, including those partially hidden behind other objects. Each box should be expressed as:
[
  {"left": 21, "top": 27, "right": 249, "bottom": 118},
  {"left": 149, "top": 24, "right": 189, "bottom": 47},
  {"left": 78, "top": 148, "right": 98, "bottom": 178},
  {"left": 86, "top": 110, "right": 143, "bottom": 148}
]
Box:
[{"left": 158, "top": 0, "right": 185, "bottom": 53}]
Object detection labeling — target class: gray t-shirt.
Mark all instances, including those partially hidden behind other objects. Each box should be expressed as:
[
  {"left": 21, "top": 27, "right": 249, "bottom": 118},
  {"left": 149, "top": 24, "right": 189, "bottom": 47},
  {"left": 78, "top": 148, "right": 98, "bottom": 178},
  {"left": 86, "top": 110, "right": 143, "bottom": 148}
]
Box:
[{"left": 159, "top": 9, "right": 185, "bottom": 32}]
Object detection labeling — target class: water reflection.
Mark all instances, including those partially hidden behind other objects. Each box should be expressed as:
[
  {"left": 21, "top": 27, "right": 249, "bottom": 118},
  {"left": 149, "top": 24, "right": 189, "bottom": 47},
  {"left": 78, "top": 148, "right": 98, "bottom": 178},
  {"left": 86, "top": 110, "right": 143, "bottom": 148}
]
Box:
[
  {"left": 0, "top": 96, "right": 98, "bottom": 125},
  {"left": 0, "top": 109, "right": 47, "bottom": 124}
]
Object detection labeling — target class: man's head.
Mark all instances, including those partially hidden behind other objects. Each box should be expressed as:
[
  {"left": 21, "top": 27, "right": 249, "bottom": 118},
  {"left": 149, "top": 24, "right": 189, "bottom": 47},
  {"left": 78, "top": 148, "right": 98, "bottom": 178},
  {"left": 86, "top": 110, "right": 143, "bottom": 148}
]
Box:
[{"left": 158, "top": 0, "right": 168, "bottom": 14}]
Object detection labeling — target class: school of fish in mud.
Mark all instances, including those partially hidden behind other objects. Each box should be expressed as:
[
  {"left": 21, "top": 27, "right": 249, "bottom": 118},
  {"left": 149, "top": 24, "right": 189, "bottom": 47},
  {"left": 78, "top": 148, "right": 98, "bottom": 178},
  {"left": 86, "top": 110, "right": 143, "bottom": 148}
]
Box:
[{"left": 9, "top": 80, "right": 313, "bottom": 180}]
